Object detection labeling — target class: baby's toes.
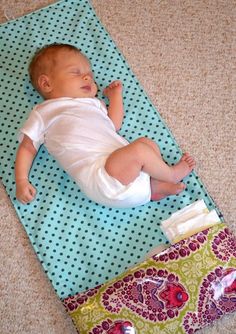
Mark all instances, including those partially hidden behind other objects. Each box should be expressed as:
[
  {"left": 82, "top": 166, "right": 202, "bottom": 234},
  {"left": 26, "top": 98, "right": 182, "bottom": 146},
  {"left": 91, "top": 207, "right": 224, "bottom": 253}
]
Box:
[{"left": 186, "top": 157, "right": 196, "bottom": 168}]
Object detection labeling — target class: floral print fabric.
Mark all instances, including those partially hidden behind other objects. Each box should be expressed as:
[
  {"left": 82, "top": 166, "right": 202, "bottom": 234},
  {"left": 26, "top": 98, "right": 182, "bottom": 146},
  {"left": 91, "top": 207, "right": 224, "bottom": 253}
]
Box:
[{"left": 63, "top": 224, "right": 236, "bottom": 334}]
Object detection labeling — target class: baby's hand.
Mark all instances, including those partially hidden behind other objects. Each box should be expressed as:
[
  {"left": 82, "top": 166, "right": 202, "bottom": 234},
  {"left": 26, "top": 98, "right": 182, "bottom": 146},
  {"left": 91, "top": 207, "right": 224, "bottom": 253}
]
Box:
[
  {"left": 16, "top": 179, "right": 36, "bottom": 204},
  {"left": 103, "top": 80, "right": 123, "bottom": 99}
]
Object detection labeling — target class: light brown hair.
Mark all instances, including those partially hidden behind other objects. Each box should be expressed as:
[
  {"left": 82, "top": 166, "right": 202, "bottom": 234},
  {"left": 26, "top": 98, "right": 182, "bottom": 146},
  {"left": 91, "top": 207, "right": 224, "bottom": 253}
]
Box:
[{"left": 28, "top": 43, "right": 81, "bottom": 92}]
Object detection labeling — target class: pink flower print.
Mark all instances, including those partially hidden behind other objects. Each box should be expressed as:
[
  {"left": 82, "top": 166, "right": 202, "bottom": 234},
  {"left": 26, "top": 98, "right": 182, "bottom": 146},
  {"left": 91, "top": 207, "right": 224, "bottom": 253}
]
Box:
[{"left": 160, "top": 283, "right": 189, "bottom": 308}]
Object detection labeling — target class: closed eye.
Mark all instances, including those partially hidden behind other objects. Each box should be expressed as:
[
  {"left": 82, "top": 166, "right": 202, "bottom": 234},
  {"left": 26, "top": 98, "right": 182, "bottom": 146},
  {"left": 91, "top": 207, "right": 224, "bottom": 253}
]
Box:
[
  {"left": 70, "top": 70, "right": 93, "bottom": 78},
  {"left": 71, "top": 70, "right": 81, "bottom": 75}
]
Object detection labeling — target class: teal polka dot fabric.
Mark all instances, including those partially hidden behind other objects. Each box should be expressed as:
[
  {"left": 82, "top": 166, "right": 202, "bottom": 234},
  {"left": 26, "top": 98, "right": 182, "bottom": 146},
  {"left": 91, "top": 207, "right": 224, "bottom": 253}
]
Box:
[{"left": 0, "top": 0, "right": 220, "bottom": 299}]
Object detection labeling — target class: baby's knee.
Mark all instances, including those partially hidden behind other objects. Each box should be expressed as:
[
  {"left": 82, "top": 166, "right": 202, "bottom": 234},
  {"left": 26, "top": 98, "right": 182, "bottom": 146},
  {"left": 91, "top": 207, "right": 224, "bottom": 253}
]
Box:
[
  {"left": 136, "top": 136, "right": 151, "bottom": 144},
  {"left": 137, "top": 137, "right": 154, "bottom": 146},
  {"left": 136, "top": 137, "right": 160, "bottom": 153},
  {"left": 132, "top": 139, "right": 149, "bottom": 154}
]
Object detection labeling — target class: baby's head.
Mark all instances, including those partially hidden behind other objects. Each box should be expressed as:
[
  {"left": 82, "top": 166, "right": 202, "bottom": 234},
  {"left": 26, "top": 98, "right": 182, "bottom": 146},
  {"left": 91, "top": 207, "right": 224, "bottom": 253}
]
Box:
[{"left": 29, "top": 43, "right": 97, "bottom": 99}]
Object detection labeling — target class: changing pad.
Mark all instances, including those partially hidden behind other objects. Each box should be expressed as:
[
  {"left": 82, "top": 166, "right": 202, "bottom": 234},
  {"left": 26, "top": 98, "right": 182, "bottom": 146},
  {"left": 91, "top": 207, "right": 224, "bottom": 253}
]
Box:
[{"left": 0, "top": 0, "right": 221, "bottom": 299}]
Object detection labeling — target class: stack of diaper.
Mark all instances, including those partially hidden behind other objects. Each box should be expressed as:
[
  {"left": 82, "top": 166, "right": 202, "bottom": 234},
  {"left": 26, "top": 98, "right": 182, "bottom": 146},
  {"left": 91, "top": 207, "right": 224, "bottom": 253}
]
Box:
[{"left": 160, "top": 199, "right": 221, "bottom": 244}]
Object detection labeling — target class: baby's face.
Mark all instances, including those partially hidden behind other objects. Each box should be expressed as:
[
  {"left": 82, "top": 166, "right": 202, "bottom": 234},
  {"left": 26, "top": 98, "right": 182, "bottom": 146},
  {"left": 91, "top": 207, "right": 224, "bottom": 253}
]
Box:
[{"left": 47, "top": 50, "right": 97, "bottom": 99}]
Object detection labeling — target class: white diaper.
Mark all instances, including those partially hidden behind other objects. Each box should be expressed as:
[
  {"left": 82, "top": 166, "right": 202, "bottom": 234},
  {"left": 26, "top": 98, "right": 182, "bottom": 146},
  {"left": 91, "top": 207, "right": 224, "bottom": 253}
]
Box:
[{"left": 79, "top": 157, "right": 151, "bottom": 208}]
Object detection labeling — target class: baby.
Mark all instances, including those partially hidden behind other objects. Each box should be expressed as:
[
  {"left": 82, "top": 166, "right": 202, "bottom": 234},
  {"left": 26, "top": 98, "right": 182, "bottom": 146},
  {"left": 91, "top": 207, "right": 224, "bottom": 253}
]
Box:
[{"left": 15, "top": 43, "right": 195, "bottom": 208}]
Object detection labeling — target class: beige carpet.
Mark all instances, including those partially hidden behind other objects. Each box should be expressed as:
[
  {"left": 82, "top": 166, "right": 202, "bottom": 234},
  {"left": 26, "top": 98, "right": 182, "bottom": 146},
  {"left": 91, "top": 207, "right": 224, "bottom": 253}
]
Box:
[{"left": 0, "top": 0, "right": 235, "bottom": 333}]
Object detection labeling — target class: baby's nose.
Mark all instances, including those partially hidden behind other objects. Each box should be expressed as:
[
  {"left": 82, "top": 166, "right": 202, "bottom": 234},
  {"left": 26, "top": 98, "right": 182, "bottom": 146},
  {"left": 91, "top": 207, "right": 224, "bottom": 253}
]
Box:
[{"left": 83, "top": 73, "right": 92, "bottom": 80}]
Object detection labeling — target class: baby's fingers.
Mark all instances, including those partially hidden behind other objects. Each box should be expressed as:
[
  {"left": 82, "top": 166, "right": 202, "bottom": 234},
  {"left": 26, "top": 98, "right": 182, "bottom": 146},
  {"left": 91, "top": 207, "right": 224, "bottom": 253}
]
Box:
[
  {"left": 19, "top": 185, "right": 36, "bottom": 204},
  {"left": 110, "top": 80, "right": 122, "bottom": 88},
  {"left": 28, "top": 184, "right": 37, "bottom": 198},
  {"left": 25, "top": 185, "right": 36, "bottom": 202}
]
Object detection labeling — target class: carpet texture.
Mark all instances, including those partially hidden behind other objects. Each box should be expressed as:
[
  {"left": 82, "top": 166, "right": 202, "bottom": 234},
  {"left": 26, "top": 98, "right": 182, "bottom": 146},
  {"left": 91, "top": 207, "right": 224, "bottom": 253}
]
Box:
[{"left": 0, "top": 1, "right": 235, "bottom": 333}]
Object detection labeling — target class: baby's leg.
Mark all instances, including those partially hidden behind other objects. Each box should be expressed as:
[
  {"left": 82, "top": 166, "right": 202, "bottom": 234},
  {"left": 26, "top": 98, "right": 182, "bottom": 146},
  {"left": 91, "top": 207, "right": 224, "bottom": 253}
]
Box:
[{"left": 105, "top": 137, "right": 195, "bottom": 185}]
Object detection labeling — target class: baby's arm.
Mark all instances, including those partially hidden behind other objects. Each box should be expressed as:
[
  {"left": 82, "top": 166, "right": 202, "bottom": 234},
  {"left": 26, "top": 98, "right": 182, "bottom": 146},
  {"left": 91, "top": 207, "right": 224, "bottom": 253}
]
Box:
[
  {"left": 103, "top": 80, "right": 124, "bottom": 131},
  {"left": 15, "top": 135, "right": 37, "bottom": 204}
]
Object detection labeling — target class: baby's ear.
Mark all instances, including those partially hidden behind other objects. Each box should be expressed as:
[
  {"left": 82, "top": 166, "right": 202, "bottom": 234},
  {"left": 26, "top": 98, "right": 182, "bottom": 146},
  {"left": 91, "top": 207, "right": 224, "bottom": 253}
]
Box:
[{"left": 37, "top": 74, "right": 52, "bottom": 94}]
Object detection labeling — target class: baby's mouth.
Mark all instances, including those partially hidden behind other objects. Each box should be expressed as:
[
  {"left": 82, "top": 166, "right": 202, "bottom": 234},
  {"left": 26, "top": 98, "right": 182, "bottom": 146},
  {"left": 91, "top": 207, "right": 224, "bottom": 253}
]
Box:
[{"left": 81, "top": 85, "right": 91, "bottom": 92}]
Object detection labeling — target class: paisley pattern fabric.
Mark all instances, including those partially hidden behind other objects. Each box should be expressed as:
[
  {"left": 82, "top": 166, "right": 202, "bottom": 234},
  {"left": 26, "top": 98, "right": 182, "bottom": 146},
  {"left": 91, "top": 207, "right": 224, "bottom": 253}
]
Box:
[{"left": 63, "top": 224, "right": 236, "bottom": 334}]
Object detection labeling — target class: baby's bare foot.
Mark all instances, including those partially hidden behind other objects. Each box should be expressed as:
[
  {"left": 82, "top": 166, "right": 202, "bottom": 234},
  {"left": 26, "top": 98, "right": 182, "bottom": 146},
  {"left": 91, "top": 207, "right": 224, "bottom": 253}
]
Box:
[
  {"left": 103, "top": 80, "right": 123, "bottom": 98},
  {"left": 151, "top": 180, "right": 186, "bottom": 201},
  {"left": 172, "top": 153, "right": 195, "bottom": 183}
]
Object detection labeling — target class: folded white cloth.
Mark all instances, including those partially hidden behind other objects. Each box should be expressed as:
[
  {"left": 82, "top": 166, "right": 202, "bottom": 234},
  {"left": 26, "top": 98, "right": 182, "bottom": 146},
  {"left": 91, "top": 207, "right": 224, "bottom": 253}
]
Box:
[{"left": 160, "top": 199, "right": 221, "bottom": 244}]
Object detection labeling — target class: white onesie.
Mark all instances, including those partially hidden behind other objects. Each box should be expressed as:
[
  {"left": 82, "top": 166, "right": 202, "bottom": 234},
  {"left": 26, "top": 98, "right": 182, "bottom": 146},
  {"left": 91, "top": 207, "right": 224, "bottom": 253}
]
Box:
[{"left": 20, "top": 97, "right": 151, "bottom": 208}]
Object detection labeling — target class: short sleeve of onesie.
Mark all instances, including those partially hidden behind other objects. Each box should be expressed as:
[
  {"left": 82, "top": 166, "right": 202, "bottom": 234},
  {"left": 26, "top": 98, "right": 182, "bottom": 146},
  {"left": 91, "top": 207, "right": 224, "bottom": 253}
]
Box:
[{"left": 19, "top": 107, "right": 45, "bottom": 151}]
